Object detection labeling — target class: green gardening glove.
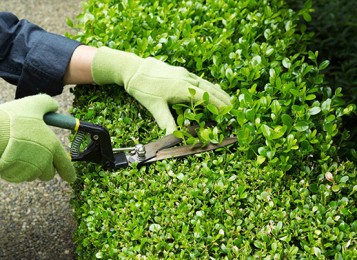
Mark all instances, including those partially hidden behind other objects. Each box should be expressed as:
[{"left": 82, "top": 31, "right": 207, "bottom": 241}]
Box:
[
  {"left": 92, "top": 47, "right": 232, "bottom": 134},
  {"left": 0, "top": 94, "right": 76, "bottom": 183}
]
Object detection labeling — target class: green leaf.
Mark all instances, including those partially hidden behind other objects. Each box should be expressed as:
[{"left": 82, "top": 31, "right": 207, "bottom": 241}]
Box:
[
  {"left": 279, "top": 235, "right": 291, "bottom": 242},
  {"left": 340, "top": 176, "right": 349, "bottom": 183},
  {"left": 305, "top": 94, "right": 316, "bottom": 101},
  {"left": 272, "top": 125, "right": 287, "bottom": 139},
  {"left": 66, "top": 18, "right": 74, "bottom": 27},
  {"left": 258, "top": 146, "right": 267, "bottom": 156},
  {"left": 257, "top": 155, "right": 266, "bottom": 165},
  {"left": 303, "top": 12, "right": 312, "bottom": 22},
  {"left": 332, "top": 185, "right": 340, "bottom": 192},
  {"left": 261, "top": 124, "right": 272, "bottom": 138},
  {"left": 173, "top": 130, "right": 184, "bottom": 139},
  {"left": 237, "top": 126, "right": 252, "bottom": 147},
  {"left": 323, "top": 122, "right": 336, "bottom": 135},
  {"left": 271, "top": 100, "right": 281, "bottom": 114},
  {"left": 188, "top": 88, "right": 196, "bottom": 97},
  {"left": 294, "top": 121, "right": 309, "bottom": 132},
  {"left": 313, "top": 247, "right": 321, "bottom": 257},
  {"left": 176, "top": 114, "right": 184, "bottom": 126},
  {"left": 308, "top": 50, "right": 317, "bottom": 62},
  {"left": 290, "top": 88, "right": 301, "bottom": 97},
  {"left": 281, "top": 114, "right": 293, "bottom": 127},
  {"left": 236, "top": 110, "right": 246, "bottom": 126},
  {"left": 321, "top": 99, "right": 331, "bottom": 113},
  {"left": 203, "top": 92, "right": 210, "bottom": 103},
  {"left": 308, "top": 107, "right": 321, "bottom": 115},
  {"left": 245, "top": 109, "right": 255, "bottom": 121},
  {"left": 319, "top": 60, "right": 330, "bottom": 70},
  {"left": 282, "top": 57, "right": 291, "bottom": 69},
  {"left": 207, "top": 104, "right": 219, "bottom": 115}
]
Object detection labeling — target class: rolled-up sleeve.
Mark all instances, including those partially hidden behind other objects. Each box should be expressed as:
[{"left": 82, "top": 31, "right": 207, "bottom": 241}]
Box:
[{"left": 0, "top": 12, "right": 81, "bottom": 98}]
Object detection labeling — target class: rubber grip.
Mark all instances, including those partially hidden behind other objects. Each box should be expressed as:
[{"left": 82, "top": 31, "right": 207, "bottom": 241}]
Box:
[{"left": 44, "top": 112, "right": 79, "bottom": 130}]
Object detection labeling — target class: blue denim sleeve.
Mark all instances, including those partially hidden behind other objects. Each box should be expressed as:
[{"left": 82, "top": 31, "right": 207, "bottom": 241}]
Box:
[{"left": 0, "top": 12, "right": 81, "bottom": 98}]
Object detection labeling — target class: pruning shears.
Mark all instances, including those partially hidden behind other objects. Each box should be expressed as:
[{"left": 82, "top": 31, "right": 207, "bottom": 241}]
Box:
[{"left": 44, "top": 113, "right": 237, "bottom": 170}]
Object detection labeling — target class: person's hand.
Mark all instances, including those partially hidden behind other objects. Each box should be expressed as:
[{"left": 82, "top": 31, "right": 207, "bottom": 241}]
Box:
[
  {"left": 92, "top": 47, "right": 231, "bottom": 134},
  {"left": 0, "top": 94, "right": 76, "bottom": 183}
]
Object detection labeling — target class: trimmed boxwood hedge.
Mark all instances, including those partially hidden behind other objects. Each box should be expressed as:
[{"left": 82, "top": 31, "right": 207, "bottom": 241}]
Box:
[{"left": 67, "top": 0, "right": 356, "bottom": 258}]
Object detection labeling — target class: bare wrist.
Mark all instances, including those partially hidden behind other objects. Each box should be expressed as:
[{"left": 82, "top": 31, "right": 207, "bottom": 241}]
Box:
[{"left": 63, "top": 45, "right": 97, "bottom": 85}]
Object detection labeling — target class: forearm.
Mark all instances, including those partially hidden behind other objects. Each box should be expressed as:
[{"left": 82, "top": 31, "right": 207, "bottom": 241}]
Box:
[{"left": 63, "top": 45, "right": 97, "bottom": 85}]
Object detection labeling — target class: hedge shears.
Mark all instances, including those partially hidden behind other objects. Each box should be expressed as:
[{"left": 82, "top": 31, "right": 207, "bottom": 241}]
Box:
[{"left": 44, "top": 113, "right": 237, "bottom": 170}]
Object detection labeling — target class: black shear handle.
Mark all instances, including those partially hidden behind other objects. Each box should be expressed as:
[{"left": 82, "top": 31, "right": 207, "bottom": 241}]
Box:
[{"left": 44, "top": 112, "right": 128, "bottom": 169}]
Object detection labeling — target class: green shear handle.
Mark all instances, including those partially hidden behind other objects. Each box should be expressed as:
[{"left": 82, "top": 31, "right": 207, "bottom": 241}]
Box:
[
  {"left": 44, "top": 112, "right": 79, "bottom": 130},
  {"left": 43, "top": 112, "right": 124, "bottom": 169}
]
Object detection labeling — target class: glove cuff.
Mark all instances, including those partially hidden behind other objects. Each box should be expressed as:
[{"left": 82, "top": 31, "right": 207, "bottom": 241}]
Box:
[
  {"left": 91, "top": 47, "right": 143, "bottom": 88},
  {"left": 0, "top": 110, "right": 10, "bottom": 157}
]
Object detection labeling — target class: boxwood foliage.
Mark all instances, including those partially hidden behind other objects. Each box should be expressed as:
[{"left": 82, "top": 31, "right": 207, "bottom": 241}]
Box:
[
  {"left": 287, "top": 0, "right": 357, "bottom": 103},
  {"left": 68, "top": 0, "right": 356, "bottom": 258}
]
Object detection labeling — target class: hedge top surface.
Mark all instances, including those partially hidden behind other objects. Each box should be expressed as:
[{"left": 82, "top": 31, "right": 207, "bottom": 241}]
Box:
[{"left": 68, "top": 0, "right": 356, "bottom": 258}]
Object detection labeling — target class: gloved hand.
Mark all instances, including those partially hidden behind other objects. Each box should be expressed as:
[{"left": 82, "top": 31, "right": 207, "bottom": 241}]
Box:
[
  {"left": 0, "top": 94, "right": 76, "bottom": 183},
  {"left": 92, "top": 47, "right": 231, "bottom": 134}
]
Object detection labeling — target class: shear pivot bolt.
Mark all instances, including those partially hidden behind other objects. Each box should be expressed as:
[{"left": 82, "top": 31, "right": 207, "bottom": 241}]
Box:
[{"left": 135, "top": 144, "right": 146, "bottom": 158}]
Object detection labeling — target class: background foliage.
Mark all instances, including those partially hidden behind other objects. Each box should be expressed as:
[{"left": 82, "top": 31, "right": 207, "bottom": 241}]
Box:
[
  {"left": 287, "top": 0, "right": 357, "bottom": 144},
  {"left": 287, "top": 0, "right": 357, "bottom": 101},
  {"left": 68, "top": 0, "right": 356, "bottom": 258}
]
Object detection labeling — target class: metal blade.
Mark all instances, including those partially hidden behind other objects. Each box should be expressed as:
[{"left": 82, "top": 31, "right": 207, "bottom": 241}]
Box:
[
  {"left": 126, "top": 124, "right": 200, "bottom": 164},
  {"left": 126, "top": 133, "right": 183, "bottom": 164},
  {"left": 144, "top": 137, "right": 237, "bottom": 163}
]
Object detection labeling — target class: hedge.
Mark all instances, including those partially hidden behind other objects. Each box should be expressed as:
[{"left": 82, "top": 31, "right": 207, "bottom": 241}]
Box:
[{"left": 67, "top": 0, "right": 357, "bottom": 258}]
